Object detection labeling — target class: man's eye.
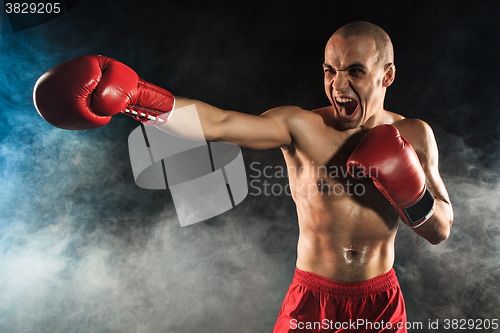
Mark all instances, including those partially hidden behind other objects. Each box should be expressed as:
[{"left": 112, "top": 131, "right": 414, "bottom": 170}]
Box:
[{"left": 349, "top": 69, "right": 364, "bottom": 75}]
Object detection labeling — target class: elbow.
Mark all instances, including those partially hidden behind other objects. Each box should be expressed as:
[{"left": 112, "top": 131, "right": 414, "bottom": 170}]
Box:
[
  {"left": 427, "top": 217, "right": 453, "bottom": 245},
  {"left": 426, "top": 201, "right": 454, "bottom": 245},
  {"left": 427, "top": 228, "right": 449, "bottom": 245}
]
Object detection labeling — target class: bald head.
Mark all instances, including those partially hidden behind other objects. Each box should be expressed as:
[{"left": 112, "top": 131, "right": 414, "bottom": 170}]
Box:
[{"left": 332, "top": 21, "right": 394, "bottom": 66}]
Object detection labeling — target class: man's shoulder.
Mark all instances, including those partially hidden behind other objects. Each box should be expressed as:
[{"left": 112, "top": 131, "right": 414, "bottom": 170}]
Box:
[
  {"left": 392, "top": 117, "right": 436, "bottom": 152},
  {"left": 311, "top": 105, "right": 335, "bottom": 117},
  {"left": 392, "top": 118, "right": 433, "bottom": 136},
  {"left": 263, "top": 105, "right": 324, "bottom": 123},
  {"left": 266, "top": 105, "right": 337, "bottom": 123}
]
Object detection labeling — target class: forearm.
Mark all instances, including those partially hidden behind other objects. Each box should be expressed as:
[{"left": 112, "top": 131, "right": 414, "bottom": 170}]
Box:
[
  {"left": 157, "top": 96, "right": 227, "bottom": 141},
  {"left": 413, "top": 198, "right": 453, "bottom": 245}
]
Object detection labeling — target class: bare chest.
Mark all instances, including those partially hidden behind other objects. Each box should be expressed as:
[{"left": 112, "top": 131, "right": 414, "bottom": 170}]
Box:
[{"left": 283, "top": 127, "right": 364, "bottom": 191}]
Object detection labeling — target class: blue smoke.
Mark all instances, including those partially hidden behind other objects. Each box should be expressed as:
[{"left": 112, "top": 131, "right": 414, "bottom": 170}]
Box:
[{"left": 0, "top": 17, "right": 283, "bottom": 333}]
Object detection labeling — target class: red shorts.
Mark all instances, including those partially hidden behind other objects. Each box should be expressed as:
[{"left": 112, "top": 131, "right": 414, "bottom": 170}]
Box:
[{"left": 273, "top": 268, "right": 407, "bottom": 333}]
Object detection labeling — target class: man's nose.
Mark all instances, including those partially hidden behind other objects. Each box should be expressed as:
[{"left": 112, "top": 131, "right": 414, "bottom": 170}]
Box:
[{"left": 332, "top": 71, "right": 349, "bottom": 92}]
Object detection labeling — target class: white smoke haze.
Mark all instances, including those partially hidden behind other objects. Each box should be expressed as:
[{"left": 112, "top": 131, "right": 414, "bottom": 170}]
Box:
[
  {"left": 395, "top": 127, "right": 500, "bottom": 329},
  {"left": 1, "top": 1, "right": 500, "bottom": 332},
  {"left": 0, "top": 125, "right": 293, "bottom": 333},
  {"left": 2, "top": 112, "right": 499, "bottom": 333}
]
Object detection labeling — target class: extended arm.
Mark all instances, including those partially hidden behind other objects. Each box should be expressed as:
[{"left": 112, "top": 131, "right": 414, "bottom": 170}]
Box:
[
  {"left": 162, "top": 97, "right": 298, "bottom": 150},
  {"left": 33, "top": 55, "right": 299, "bottom": 151}
]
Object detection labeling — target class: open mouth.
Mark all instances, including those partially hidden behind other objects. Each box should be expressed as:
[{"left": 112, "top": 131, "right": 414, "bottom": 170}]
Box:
[{"left": 335, "top": 97, "right": 358, "bottom": 119}]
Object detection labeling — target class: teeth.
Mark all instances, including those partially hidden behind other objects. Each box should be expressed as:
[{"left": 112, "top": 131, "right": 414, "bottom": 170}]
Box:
[{"left": 336, "top": 97, "right": 353, "bottom": 103}]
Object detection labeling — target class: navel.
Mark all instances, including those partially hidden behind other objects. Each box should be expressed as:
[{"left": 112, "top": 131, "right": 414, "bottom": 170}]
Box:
[
  {"left": 342, "top": 247, "right": 368, "bottom": 265},
  {"left": 343, "top": 248, "right": 358, "bottom": 264}
]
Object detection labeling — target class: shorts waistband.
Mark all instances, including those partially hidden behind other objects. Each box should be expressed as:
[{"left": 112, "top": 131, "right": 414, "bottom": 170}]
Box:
[{"left": 293, "top": 267, "right": 399, "bottom": 297}]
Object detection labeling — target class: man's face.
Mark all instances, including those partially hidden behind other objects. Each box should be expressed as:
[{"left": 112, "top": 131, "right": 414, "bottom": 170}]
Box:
[{"left": 323, "top": 35, "right": 389, "bottom": 129}]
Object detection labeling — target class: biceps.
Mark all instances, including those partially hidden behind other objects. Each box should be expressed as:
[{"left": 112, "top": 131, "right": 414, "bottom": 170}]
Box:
[{"left": 217, "top": 110, "right": 292, "bottom": 150}]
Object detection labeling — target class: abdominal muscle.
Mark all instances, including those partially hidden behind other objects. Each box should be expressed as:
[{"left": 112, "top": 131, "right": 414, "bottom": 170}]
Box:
[{"left": 293, "top": 190, "right": 398, "bottom": 282}]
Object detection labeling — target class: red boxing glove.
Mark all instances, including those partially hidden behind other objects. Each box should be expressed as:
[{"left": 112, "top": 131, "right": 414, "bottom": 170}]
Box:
[
  {"left": 33, "top": 55, "right": 175, "bottom": 130},
  {"left": 347, "top": 124, "right": 435, "bottom": 228}
]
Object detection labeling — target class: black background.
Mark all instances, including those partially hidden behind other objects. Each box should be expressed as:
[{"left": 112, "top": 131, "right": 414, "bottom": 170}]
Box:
[{"left": 1, "top": 1, "right": 500, "bottom": 332}]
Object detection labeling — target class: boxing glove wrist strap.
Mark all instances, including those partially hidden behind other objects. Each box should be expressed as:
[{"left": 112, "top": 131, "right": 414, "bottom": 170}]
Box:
[
  {"left": 121, "top": 98, "right": 176, "bottom": 126},
  {"left": 401, "top": 185, "right": 435, "bottom": 228}
]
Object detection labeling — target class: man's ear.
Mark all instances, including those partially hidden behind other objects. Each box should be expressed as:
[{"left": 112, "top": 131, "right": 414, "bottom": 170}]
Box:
[{"left": 382, "top": 63, "right": 396, "bottom": 87}]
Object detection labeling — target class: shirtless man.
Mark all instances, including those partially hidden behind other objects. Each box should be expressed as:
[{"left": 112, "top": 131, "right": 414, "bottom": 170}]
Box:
[{"left": 34, "top": 21, "right": 453, "bottom": 332}]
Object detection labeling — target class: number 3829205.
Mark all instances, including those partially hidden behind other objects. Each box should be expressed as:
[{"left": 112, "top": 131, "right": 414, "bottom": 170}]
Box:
[{"left": 5, "top": 3, "right": 61, "bottom": 14}]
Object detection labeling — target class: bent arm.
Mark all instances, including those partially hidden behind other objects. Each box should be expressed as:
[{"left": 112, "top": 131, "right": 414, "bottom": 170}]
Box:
[
  {"left": 157, "top": 97, "right": 300, "bottom": 150},
  {"left": 403, "top": 120, "right": 454, "bottom": 244}
]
